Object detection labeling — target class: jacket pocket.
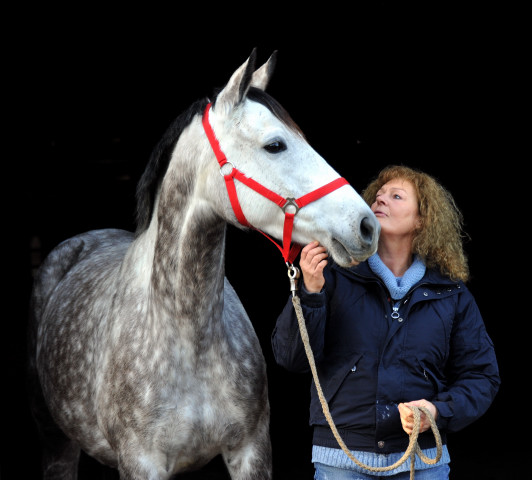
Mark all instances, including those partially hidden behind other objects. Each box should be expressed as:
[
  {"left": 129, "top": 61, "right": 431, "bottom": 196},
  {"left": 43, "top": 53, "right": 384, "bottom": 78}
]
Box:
[
  {"left": 416, "top": 358, "right": 445, "bottom": 397},
  {"left": 317, "top": 352, "right": 364, "bottom": 403}
]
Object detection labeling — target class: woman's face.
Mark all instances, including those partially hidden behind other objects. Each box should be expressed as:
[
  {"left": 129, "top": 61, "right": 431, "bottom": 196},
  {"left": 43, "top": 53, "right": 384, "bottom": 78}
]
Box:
[{"left": 371, "top": 178, "right": 421, "bottom": 239}]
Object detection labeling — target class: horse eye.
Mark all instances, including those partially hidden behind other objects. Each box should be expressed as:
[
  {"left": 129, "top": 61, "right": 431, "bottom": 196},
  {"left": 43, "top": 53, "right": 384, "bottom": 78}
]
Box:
[{"left": 264, "top": 141, "right": 286, "bottom": 154}]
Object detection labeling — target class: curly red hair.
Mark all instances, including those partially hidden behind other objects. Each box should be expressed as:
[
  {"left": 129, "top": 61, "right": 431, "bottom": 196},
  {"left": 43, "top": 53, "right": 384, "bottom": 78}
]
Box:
[{"left": 362, "top": 165, "right": 470, "bottom": 282}]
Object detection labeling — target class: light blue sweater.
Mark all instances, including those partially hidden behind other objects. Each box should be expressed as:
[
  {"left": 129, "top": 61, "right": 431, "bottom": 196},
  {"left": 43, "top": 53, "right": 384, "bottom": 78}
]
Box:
[{"left": 367, "top": 253, "right": 426, "bottom": 300}]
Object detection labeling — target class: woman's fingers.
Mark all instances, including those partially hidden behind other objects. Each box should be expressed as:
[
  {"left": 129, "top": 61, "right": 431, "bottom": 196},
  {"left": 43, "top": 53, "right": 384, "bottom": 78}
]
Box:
[
  {"left": 301, "top": 242, "right": 328, "bottom": 267},
  {"left": 398, "top": 403, "right": 414, "bottom": 434},
  {"left": 398, "top": 400, "right": 438, "bottom": 435},
  {"left": 300, "top": 241, "right": 328, "bottom": 293}
]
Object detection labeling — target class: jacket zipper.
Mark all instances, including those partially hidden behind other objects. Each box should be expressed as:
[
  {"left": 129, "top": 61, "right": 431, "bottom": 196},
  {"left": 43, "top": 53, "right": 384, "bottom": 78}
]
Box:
[
  {"left": 390, "top": 296, "right": 410, "bottom": 322},
  {"left": 391, "top": 301, "right": 401, "bottom": 319}
]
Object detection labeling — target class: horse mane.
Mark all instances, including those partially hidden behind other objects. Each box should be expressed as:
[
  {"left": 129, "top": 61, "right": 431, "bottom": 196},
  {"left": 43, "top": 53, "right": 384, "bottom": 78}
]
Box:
[
  {"left": 135, "top": 98, "right": 209, "bottom": 235},
  {"left": 135, "top": 87, "right": 303, "bottom": 236}
]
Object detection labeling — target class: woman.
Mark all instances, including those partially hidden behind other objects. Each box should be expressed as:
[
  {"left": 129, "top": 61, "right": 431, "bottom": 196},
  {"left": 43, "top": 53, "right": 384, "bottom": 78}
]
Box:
[{"left": 271, "top": 165, "right": 500, "bottom": 479}]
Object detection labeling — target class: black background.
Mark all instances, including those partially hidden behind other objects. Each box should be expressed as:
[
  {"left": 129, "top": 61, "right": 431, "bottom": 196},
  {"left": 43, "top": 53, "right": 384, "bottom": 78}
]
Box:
[{"left": 4, "top": 3, "right": 524, "bottom": 479}]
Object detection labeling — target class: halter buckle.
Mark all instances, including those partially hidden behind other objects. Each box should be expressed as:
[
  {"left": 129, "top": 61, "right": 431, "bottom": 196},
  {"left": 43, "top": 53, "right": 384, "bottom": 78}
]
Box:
[{"left": 282, "top": 197, "right": 300, "bottom": 214}]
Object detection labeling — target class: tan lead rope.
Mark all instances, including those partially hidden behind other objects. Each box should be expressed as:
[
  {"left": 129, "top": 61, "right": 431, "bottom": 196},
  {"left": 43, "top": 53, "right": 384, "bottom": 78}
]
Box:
[{"left": 291, "top": 293, "right": 442, "bottom": 480}]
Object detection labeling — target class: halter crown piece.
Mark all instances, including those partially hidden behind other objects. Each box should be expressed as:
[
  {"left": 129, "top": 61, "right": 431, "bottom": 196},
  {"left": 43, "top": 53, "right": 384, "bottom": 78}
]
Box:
[{"left": 202, "top": 102, "right": 349, "bottom": 264}]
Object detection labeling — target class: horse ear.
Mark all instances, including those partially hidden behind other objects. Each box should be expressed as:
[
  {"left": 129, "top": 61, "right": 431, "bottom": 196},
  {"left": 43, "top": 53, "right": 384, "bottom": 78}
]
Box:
[
  {"left": 214, "top": 49, "right": 257, "bottom": 113},
  {"left": 250, "top": 51, "right": 277, "bottom": 90}
]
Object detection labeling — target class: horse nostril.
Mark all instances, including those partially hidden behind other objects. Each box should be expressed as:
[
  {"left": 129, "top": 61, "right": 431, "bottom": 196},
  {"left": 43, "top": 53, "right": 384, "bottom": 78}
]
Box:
[{"left": 360, "top": 216, "right": 376, "bottom": 244}]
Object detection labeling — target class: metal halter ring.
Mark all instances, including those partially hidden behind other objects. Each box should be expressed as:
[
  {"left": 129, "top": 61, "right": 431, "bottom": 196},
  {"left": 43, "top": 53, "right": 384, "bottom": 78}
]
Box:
[
  {"left": 282, "top": 197, "right": 300, "bottom": 214},
  {"left": 219, "top": 162, "right": 235, "bottom": 177}
]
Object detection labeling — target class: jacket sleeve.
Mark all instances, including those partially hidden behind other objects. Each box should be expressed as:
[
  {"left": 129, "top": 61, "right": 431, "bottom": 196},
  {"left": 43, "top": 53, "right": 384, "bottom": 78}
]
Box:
[
  {"left": 432, "top": 285, "right": 501, "bottom": 432},
  {"left": 271, "top": 283, "right": 329, "bottom": 373}
]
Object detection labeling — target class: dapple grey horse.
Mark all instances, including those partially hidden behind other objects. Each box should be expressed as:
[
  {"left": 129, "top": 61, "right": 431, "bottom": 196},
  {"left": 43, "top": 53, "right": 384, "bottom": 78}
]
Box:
[{"left": 28, "top": 50, "right": 379, "bottom": 479}]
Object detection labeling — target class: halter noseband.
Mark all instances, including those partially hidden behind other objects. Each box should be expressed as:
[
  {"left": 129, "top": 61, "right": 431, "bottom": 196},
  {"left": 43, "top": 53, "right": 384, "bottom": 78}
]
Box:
[{"left": 202, "top": 102, "right": 348, "bottom": 264}]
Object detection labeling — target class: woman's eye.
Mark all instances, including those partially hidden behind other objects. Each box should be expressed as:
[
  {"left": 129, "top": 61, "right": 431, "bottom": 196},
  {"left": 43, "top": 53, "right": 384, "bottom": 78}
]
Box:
[{"left": 264, "top": 141, "right": 286, "bottom": 153}]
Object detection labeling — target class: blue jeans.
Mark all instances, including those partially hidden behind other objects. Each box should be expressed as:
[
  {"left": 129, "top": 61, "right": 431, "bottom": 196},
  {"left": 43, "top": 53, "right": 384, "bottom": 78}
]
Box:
[{"left": 314, "top": 462, "right": 450, "bottom": 480}]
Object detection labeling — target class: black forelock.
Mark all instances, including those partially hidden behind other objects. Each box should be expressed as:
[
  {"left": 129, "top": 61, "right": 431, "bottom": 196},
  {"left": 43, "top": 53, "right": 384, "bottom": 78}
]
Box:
[{"left": 246, "top": 87, "right": 304, "bottom": 137}]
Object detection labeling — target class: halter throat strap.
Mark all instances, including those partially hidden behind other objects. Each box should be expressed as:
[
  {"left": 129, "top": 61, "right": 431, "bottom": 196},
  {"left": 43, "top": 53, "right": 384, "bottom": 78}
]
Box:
[{"left": 202, "top": 102, "right": 348, "bottom": 264}]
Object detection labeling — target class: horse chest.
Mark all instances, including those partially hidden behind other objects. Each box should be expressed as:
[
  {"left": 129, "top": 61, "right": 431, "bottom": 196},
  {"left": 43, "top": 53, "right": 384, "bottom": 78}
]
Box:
[
  {"left": 98, "top": 320, "right": 260, "bottom": 418},
  {"left": 92, "top": 344, "right": 258, "bottom": 467}
]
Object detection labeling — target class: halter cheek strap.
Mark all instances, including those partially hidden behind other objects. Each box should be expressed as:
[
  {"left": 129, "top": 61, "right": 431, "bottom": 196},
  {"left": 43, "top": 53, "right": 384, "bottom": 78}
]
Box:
[{"left": 202, "top": 102, "right": 348, "bottom": 264}]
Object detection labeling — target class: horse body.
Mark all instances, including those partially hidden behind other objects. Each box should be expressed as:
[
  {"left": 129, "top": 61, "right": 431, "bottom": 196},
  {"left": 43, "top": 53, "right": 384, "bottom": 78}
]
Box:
[{"left": 28, "top": 51, "right": 379, "bottom": 479}]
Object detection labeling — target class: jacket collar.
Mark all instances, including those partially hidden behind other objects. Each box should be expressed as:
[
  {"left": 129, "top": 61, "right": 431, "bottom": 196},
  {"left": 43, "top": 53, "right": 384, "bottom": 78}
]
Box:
[{"left": 331, "top": 259, "right": 460, "bottom": 289}]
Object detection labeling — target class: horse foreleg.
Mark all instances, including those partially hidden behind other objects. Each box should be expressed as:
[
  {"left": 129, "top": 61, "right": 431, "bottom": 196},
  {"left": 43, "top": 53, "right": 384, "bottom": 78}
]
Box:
[
  {"left": 116, "top": 448, "right": 171, "bottom": 480},
  {"left": 222, "top": 424, "right": 272, "bottom": 480},
  {"left": 40, "top": 435, "right": 81, "bottom": 480},
  {"left": 29, "top": 373, "right": 81, "bottom": 479}
]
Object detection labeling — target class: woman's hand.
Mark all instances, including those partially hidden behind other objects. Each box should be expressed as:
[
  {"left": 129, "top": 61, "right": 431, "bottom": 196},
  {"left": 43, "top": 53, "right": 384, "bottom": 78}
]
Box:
[
  {"left": 300, "top": 241, "right": 328, "bottom": 293},
  {"left": 398, "top": 399, "right": 438, "bottom": 435}
]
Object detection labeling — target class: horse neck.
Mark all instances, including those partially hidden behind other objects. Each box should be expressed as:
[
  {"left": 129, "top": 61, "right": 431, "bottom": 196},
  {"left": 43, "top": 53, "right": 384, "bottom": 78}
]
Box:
[{"left": 147, "top": 161, "right": 227, "bottom": 333}]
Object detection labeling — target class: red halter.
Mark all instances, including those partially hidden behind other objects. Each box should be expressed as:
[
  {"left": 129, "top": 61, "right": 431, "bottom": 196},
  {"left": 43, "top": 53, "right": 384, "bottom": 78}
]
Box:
[{"left": 202, "top": 102, "right": 349, "bottom": 264}]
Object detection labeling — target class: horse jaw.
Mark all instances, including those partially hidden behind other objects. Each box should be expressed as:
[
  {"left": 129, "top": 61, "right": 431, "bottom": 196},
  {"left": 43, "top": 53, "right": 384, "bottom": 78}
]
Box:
[
  {"left": 290, "top": 191, "right": 381, "bottom": 268},
  {"left": 323, "top": 226, "right": 380, "bottom": 268}
]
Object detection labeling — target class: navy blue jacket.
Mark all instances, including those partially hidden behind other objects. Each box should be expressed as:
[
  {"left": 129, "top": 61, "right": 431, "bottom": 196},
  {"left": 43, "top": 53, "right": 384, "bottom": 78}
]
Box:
[{"left": 271, "top": 260, "right": 500, "bottom": 454}]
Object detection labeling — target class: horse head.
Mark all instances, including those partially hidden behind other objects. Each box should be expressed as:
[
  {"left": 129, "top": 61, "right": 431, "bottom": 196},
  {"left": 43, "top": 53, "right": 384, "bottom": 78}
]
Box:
[{"left": 203, "top": 50, "right": 380, "bottom": 267}]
